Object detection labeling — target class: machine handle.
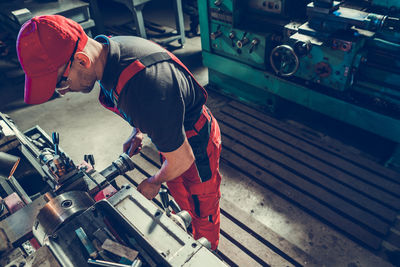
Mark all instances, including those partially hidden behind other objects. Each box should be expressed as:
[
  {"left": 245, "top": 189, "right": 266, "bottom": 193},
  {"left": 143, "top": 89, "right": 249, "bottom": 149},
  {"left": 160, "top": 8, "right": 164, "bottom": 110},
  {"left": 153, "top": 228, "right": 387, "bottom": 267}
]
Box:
[
  {"left": 84, "top": 154, "right": 95, "bottom": 166},
  {"left": 52, "top": 132, "right": 59, "bottom": 155},
  {"left": 159, "top": 188, "right": 170, "bottom": 216},
  {"left": 270, "top": 45, "right": 300, "bottom": 77}
]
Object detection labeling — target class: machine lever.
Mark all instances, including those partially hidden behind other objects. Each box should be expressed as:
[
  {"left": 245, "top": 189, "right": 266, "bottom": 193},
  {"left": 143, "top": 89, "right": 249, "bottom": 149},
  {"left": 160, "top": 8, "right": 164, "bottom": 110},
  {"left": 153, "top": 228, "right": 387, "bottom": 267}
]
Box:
[
  {"left": 169, "top": 199, "right": 182, "bottom": 213},
  {"left": 249, "top": 39, "right": 259, "bottom": 54},
  {"left": 52, "top": 132, "right": 59, "bottom": 155},
  {"left": 236, "top": 32, "right": 249, "bottom": 49},
  {"left": 84, "top": 154, "right": 95, "bottom": 166},
  {"left": 229, "top": 31, "right": 236, "bottom": 47},
  {"left": 159, "top": 188, "right": 170, "bottom": 216},
  {"left": 214, "top": 0, "right": 222, "bottom": 6}
]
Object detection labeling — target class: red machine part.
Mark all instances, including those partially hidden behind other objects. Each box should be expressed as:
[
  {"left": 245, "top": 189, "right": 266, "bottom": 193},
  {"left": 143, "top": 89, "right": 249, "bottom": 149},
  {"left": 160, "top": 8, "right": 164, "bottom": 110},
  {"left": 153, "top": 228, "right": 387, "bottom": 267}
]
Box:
[
  {"left": 94, "top": 185, "right": 117, "bottom": 202},
  {"left": 332, "top": 39, "right": 352, "bottom": 52},
  {"left": 315, "top": 62, "right": 332, "bottom": 78},
  {"left": 29, "top": 238, "right": 41, "bottom": 250}
]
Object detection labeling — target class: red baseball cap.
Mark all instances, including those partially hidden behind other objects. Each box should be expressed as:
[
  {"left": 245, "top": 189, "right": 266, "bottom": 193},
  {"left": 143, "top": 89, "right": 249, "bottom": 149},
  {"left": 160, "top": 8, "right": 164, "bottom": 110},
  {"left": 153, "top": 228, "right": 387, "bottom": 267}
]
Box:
[{"left": 17, "top": 15, "right": 88, "bottom": 104}]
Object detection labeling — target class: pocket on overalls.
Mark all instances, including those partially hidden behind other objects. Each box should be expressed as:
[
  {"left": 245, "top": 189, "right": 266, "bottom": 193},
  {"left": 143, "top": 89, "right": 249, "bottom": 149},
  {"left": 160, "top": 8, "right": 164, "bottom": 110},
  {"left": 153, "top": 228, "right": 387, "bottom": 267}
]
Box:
[{"left": 191, "top": 191, "right": 220, "bottom": 219}]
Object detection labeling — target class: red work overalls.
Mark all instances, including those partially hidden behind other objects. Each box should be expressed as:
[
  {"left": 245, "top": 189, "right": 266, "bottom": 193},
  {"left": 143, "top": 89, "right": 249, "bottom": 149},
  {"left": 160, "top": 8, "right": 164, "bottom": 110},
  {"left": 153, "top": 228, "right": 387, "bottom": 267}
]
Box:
[{"left": 98, "top": 50, "right": 222, "bottom": 250}]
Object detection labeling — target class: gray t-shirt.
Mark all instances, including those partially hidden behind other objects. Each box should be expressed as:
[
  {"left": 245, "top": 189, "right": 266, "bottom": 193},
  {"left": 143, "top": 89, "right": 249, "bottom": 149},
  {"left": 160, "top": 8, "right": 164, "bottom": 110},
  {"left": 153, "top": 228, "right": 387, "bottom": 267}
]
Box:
[{"left": 96, "top": 35, "right": 206, "bottom": 152}]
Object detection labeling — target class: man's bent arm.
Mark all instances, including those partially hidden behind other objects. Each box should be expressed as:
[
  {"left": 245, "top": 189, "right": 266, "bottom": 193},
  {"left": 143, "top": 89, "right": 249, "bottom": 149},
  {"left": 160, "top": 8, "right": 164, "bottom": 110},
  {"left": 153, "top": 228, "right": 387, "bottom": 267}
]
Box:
[{"left": 149, "top": 137, "right": 195, "bottom": 184}]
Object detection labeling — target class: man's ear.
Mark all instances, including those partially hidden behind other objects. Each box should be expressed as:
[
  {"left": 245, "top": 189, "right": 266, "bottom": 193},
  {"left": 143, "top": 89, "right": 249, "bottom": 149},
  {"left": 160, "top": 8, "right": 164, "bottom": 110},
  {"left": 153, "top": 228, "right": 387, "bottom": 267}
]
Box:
[{"left": 75, "top": 52, "right": 92, "bottom": 69}]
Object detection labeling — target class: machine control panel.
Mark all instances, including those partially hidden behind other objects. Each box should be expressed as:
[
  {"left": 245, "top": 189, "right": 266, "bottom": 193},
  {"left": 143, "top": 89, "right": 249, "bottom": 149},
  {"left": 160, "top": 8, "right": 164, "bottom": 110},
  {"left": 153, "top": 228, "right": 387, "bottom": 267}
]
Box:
[
  {"left": 209, "top": 0, "right": 233, "bottom": 24},
  {"left": 209, "top": 22, "right": 268, "bottom": 70}
]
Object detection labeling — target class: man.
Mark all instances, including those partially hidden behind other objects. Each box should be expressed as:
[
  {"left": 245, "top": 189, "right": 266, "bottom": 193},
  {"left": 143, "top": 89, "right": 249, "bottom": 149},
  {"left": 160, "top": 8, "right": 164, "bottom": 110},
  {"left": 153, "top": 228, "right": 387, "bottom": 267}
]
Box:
[{"left": 17, "top": 15, "right": 222, "bottom": 250}]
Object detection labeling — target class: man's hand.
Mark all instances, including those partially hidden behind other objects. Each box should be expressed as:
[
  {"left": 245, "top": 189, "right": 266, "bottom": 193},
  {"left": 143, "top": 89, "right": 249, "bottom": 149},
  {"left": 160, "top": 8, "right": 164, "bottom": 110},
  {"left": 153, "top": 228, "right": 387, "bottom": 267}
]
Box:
[
  {"left": 137, "top": 177, "right": 161, "bottom": 200},
  {"left": 123, "top": 128, "right": 143, "bottom": 156},
  {"left": 137, "top": 137, "right": 195, "bottom": 201}
]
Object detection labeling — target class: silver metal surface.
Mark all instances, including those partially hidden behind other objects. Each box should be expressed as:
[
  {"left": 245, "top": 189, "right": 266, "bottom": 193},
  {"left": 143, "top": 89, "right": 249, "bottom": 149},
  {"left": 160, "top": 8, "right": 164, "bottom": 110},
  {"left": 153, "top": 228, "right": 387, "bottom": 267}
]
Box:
[
  {"left": 108, "top": 185, "right": 227, "bottom": 266},
  {"left": 34, "top": 191, "right": 94, "bottom": 243},
  {"left": 176, "top": 210, "right": 192, "bottom": 229},
  {"left": 8, "top": 175, "right": 32, "bottom": 204},
  {"left": 0, "top": 195, "right": 46, "bottom": 244}
]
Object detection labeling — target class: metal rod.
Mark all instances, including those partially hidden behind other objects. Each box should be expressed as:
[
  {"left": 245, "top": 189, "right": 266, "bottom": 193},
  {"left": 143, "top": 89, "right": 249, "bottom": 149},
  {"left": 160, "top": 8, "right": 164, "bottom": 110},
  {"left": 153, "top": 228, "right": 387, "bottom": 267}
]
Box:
[{"left": 87, "top": 259, "right": 131, "bottom": 267}]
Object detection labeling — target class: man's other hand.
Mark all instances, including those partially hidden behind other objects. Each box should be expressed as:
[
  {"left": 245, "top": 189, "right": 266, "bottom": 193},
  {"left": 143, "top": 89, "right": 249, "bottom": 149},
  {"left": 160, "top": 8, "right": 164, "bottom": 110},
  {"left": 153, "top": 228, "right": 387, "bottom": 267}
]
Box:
[
  {"left": 123, "top": 127, "right": 143, "bottom": 156},
  {"left": 137, "top": 177, "right": 161, "bottom": 200}
]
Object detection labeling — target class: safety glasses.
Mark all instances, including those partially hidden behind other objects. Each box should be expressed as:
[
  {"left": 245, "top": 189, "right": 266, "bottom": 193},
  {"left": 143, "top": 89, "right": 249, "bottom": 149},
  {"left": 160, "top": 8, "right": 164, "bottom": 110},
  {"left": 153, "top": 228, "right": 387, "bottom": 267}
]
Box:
[{"left": 55, "top": 38, "right": 80, "bottom": 92}]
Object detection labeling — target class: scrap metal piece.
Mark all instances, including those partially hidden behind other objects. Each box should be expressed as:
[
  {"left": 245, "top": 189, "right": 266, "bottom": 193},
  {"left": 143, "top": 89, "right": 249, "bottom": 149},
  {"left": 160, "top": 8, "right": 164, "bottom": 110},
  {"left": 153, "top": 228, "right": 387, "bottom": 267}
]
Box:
[
  {"left": 101, "top": 238, "right": 139, "bottom": 262},
  {"left": 75, "top": 227, "right": 98, "bottom": 259}
]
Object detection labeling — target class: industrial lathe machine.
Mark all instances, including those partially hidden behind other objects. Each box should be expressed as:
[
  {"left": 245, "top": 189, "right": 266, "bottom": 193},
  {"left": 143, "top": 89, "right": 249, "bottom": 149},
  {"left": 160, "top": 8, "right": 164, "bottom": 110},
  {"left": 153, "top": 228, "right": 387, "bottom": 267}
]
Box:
[
  {"left": 0, "top": 112, "right": 226, "bottom": 267},
  {"left": 199, "top": 0, "right": 400, "bottom": 166}
]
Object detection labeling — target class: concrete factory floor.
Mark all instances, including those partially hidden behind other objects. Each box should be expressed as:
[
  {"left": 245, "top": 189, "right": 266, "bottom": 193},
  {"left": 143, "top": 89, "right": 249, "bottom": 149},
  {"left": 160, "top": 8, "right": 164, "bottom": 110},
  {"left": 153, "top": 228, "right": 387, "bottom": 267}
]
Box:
[{"left": 0, "top": 1, "right": 397, "bottom": 266}]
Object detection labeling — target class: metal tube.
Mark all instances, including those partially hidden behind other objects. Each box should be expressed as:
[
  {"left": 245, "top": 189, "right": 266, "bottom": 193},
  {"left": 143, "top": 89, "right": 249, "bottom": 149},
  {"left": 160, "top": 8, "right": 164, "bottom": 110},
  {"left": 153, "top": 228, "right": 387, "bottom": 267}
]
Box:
[{"left": 87, "top": 259, "right": 131, "bottom": 267}]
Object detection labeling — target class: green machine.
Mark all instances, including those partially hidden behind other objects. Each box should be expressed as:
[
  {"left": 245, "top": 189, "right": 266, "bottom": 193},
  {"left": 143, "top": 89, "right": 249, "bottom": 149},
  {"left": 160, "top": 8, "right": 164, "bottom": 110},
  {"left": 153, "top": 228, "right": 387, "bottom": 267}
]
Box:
[
  {"left": 198, "top": 0, "right": 400, "bottom": 167},
  {"left": 371, "top": 0, "right": 400, "bottom": 12}
]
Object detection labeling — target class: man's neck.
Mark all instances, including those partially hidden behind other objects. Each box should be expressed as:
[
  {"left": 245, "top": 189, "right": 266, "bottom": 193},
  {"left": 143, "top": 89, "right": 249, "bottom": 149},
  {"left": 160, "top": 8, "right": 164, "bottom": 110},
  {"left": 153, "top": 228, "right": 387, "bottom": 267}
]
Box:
[{"left": 95, "top": 42, "right": 109, "bottom": 81}]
